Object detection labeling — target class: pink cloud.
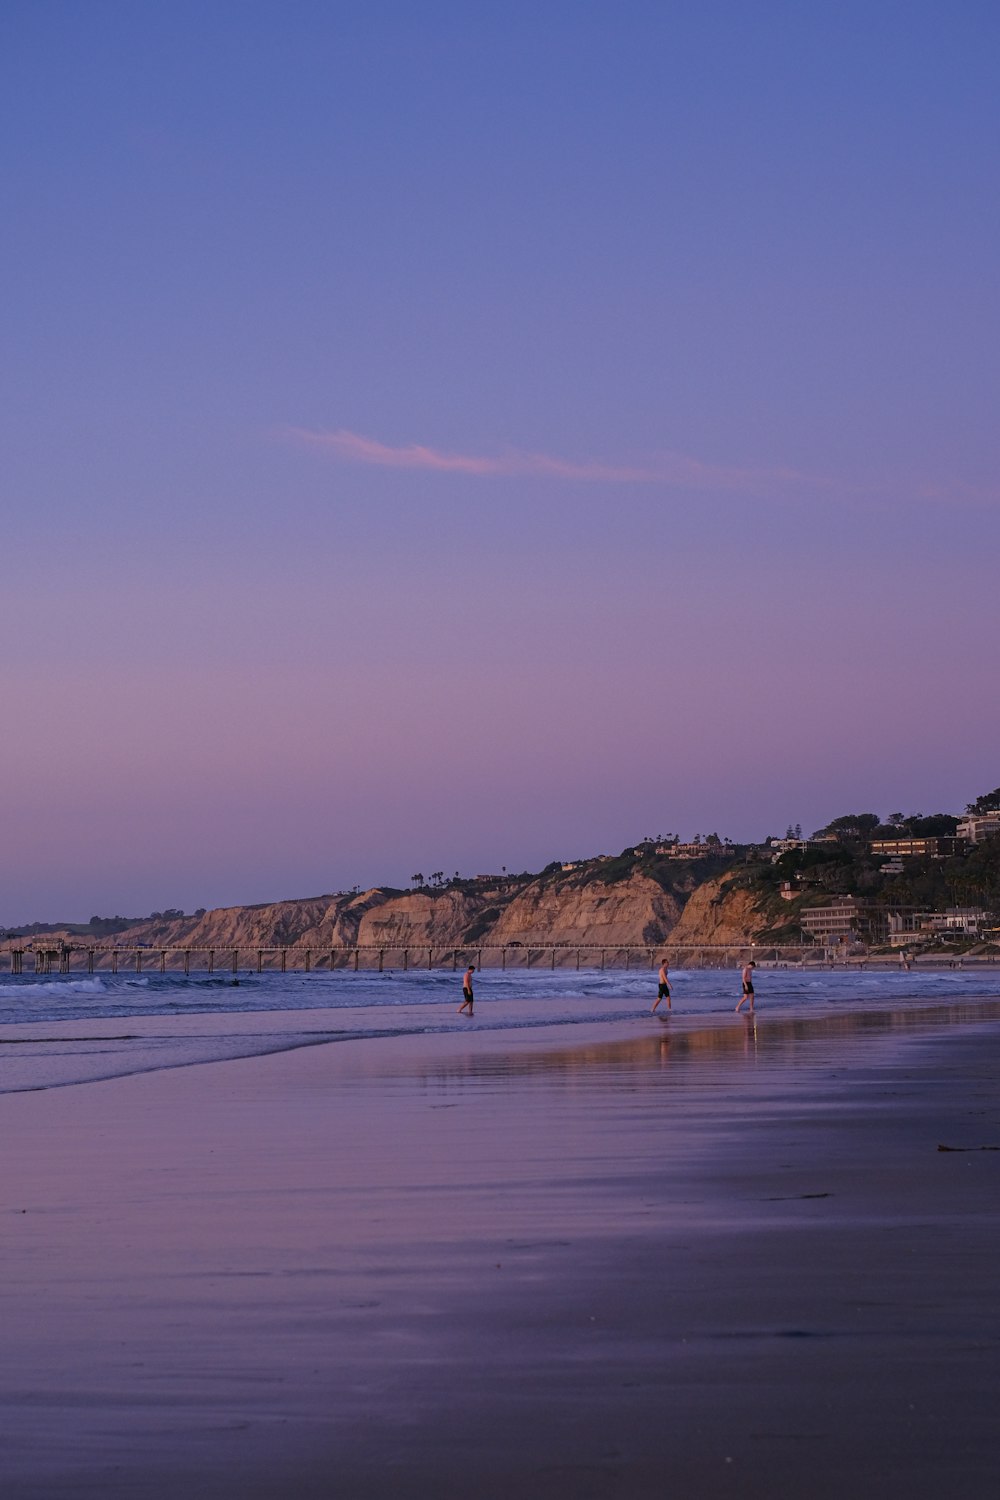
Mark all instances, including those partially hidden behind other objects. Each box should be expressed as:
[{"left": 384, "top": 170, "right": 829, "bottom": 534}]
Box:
[{"left": 282, "top": 427, "right": 831, "bottom": 494}]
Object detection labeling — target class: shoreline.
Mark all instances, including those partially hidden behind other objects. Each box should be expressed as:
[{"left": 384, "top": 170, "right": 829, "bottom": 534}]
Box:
[
  {"left": 4, "top": 989, "right": 1000, "bottom": 1097},
  {"left": 3, "top": 1001, "right": 1000, "bottom": 1496}
]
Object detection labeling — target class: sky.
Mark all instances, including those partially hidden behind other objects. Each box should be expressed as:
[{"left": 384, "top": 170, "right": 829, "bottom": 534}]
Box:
[{"left": 2, "top": 0, "right": 999, "bottom": 922}]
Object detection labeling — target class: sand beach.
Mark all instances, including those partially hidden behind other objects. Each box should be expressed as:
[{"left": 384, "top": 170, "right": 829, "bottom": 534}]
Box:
[{"left": 3, "top": 997, "right": 1000, "bottom": 1499}]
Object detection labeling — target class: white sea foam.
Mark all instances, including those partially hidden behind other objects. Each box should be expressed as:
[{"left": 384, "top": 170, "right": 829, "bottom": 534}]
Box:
[{"left": 0, "top": 977, "right": 108, "bottom": 996}]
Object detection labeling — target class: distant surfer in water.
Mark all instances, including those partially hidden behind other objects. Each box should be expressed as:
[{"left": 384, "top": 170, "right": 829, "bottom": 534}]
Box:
[
  {"left": 652, "top": 959, "right": 671, "bottom": 1012},
  {"left": 458, "top": 964, "right": 476, "bottom": 1015},
  {"left": 735, "top": 960, "right": 756, "bottom": 1012}
]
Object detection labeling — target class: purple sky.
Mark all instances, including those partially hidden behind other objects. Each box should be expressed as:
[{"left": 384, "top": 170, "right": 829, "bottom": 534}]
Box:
[{"left": 3, "top": 2, "right": 998, "bottom": 922}]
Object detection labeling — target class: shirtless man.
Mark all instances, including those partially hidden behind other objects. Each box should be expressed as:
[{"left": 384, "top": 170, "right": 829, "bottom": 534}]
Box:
[
  {"left": 652, "top": 959, "right": 672, "bottom": 1012},
  {"left": 458, "top": 964, "right": 476, "bottom": 1015},
  {"left": 735, "top": 960, "right": 756, "bottom": 1012}
]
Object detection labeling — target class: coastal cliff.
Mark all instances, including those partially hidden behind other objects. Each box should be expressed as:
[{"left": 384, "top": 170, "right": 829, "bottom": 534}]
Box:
[
  {"left": 91, "top": 889, "right": 394, "bottom": 950},
  {"left": 60, "top": 863, "right": 771, "bottom": 954},
  {"left": 486, "top": 872, "right": 683, "bottom": 947},
  {"left": 667, "top": 876, "right": 766, "bottom": 946},
  {"left": 16, "top": 794, "right": 1000, "bottom": 961}
]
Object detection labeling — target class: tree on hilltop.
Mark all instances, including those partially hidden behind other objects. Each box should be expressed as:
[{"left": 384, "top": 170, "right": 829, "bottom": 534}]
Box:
[
  {"left": 813, "top": 813, "right": 880, "bottom": 840},
  {"left": 967, "top": 786, "right": 1000, "bottom": 815},
  {"left": 907, "top": 813, "right": 958, "bottom": 837},
  {"left": 873, "top": 812, "right": 958, "bottom": 838},
  {"left": 88, "top": 914, "right": 137, "bottom": 935}
]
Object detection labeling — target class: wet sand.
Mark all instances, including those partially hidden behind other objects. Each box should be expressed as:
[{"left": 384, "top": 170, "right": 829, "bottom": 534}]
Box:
[{"left": 3, "top": 1004, "right": 1000, "bottom": 1498}]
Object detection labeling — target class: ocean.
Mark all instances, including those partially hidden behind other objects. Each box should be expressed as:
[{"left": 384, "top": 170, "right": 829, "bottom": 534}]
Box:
[{"left": 3, "top": 964, "right": 1000, "bottom": 1095}]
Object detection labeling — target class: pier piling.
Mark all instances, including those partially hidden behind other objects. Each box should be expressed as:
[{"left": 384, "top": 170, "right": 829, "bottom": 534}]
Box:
[{"left": 0, "top": 941, "right": 902, "bottom": 979}]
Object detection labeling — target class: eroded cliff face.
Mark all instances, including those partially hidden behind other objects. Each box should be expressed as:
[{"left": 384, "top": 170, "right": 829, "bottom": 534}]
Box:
[
  {"left": 93, "top": 889, "right": 395, "bottom": 950},
  {"left": 486, "top": 872, "right": 682, "bottom": 947},
  {"left": 666, "top": 876, "right": 767, "bottom": 946},
  {"left": 357, "top": 889, "right": 492, "bottom": 949},
  {"left": 26, "top": 867, "right": 771, "bottom": 955},
  {"left": 73, "top": 871, "right": 686, "bottom": 951},
  {"left": 225, "top": 874, "right": 683, "bottom": 951}
]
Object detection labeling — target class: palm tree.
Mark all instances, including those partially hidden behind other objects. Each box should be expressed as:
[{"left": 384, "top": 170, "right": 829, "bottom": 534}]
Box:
[{"left": 411, "top": 873, "right": 424, "bottom": 888}]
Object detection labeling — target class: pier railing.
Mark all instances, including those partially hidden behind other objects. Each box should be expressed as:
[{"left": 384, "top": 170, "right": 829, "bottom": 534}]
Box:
[{"left": 2, "top": 941, "right": 838, "bottom": 976}]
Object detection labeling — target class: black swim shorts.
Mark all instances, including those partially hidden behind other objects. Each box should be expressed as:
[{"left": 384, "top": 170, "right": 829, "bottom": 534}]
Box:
[{"left": 658, "top": 983, "right": 670, "bottom": 999}]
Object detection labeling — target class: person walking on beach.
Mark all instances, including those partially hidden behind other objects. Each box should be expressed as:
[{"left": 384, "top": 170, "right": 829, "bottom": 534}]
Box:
[
  {"left": 458, "top": 964, "right": 476, "bottom": 1015},
  {"left": 735, "top": 960, "right": 756, "bottom": 1012},
  {"left": 652, "top": 960, "right": 672, "bottom": 1012}
]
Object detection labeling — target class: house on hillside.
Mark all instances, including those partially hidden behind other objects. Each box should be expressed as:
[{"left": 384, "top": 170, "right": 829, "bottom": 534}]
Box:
[
  {"left": 667, "top": 841, "right": 737, "bottom": 860},
  {"left": 768, "top": 837, "right": 811, "bottom": 860},
  {"left": 870, "top": 836, "right": 963, "bottom": 859},
  {"left": 956, "top": 815, "right": 1000, "bottom": 844},
  {"left": 800, "top": 897, "right": 872, "bottom": 943}
]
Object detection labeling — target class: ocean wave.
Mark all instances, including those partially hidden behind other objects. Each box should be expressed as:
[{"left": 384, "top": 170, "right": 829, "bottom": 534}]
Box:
[
  {"left": 1, "top": 964, "right": 999, "bottom": 1031},
  {"left": 0, "top": 977, "right": 109, "bottom": 996}
]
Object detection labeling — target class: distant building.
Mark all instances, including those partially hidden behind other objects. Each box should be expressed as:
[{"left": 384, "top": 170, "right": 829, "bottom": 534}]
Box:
[
  {"left": 667, "top": 841, "right": 736, "bottom": 860},
  {"left": 768, "top": 837, "right": 811, "bottom": 855},
  {"left": 779, "top": 881, "right": 797, "bottom": 901},
  {"left": 560, "top": 861, "right": 582, "bottom": 872},
  {"left": 800, "top": 897, "right": 867, "bottom": 942},
  {"left": 886, "top": 911, "right": 938, "bottom": 946},
  {"left": 936, "top": 907, "right": 991, "bottom": 935},
  {"left": 870, "top": 837, "right": 963, "bottom": 859},
  {"left": 886, "top": 907, "right": 992, "bottom": 944},
  {"left": 956, "top": 815, "right": 1000, "bottom": 844}
]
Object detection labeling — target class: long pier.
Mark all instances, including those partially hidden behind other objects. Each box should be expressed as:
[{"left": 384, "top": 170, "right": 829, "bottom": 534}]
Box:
[{"left": 3, "top": 942, "right": 839, "bottom": 976}]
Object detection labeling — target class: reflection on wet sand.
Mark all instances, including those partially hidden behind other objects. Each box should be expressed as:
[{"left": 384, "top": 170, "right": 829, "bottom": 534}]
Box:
[{"left": 410, "top": 996, "right": 1000, "bottom": 1090}]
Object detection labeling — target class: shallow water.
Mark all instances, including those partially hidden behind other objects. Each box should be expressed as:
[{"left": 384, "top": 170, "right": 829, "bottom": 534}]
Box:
[
  {"left": 3, "top": 966, "right": 1000, "bottom": 1095},
  {"left": 2, "top": 963, "right": 998, "bottom": 1028}
]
